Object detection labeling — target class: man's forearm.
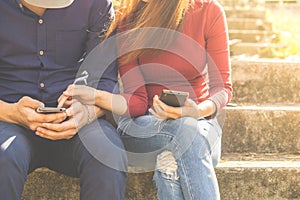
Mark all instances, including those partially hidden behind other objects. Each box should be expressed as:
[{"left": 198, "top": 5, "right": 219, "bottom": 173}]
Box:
[{"left": 0, "top": 100, "right": 16, "bottom": 123}]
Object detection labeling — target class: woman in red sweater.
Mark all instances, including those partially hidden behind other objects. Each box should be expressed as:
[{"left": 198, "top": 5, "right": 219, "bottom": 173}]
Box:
[{"left": 56, "top": 0, "right": 232, "bottom": 199}]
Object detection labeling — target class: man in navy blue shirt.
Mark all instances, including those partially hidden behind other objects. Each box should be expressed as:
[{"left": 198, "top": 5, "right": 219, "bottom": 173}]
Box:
[{"left": 0, "top": 0, "right": 127, "bottom": 199}]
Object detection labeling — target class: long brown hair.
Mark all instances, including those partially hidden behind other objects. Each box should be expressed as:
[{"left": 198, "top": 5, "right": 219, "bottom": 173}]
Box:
[{"left": 107, "top": 0, "right": 192, "bottom": 64}]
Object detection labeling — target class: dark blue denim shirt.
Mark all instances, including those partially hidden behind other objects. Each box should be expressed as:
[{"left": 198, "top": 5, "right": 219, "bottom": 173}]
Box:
[{"left": 0, "top": 0, "right": 117, "bottom": 106}]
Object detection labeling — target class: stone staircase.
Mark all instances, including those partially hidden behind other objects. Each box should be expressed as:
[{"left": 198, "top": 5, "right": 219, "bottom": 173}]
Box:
[
  {"left": 214, "top": 60, "right": 300, "bottom": 200},
  {"left": 221, "top": 0, "right": 291, "bottom": 58},
  {"left": 22, "top": 60, "right": 300, "bottom": 199}
]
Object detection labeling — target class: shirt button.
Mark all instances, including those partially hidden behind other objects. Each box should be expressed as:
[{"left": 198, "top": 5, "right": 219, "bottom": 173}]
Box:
[
  {"left": 40, "top": 82, "right": 45, "bottom": 88},
  {"left": 38, "top": 19, "right": 43, "bottom": 24},
  {"left": 39, "top": 50, "right": 44, "bottom": 56}
]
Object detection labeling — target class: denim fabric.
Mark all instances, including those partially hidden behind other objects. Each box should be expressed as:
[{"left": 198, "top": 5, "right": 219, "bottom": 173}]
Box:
[
  {"left": 0, "top": 120, "right": 127, "bottom": 200},
  {"left": 118, "top": 115, "right": 222, "bottom": 200}
]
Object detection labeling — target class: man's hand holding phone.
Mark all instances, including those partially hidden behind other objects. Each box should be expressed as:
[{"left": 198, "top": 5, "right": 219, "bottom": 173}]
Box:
[
  {"left": 35, "top": 101, "right": 103, "bottom": 140},
  {"left": 10, "top": 96, "right": 67, "bottom": 131}
]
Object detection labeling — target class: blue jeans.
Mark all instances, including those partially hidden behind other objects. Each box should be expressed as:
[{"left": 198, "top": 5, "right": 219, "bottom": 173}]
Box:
[
  {"left": 0, "top": 119, "right": 127, "bottom": 200},
  {"left": 118, "top": 115, "right": 222, "bottom": 200}
]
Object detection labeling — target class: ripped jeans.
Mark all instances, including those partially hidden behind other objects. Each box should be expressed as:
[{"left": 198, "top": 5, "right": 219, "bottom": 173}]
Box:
[{"left": 117, "top": 115, "right": 222, "bottom": 200}]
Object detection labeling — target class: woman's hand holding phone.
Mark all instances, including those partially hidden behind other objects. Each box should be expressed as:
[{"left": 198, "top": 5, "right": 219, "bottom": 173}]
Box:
[
  {"left": 159, "top": 89, "right": 189, "bottom": 107},
  {"left": 149, "top": 89, "right": 199, "bottom": 120},
  {"left": 150, "top": 95, "right": 199, "bottom": 119}
]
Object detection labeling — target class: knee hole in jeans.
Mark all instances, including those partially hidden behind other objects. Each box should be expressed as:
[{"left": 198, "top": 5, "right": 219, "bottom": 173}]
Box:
[{"left": 156, "top": 151, "right": 179, "bottom": 181}]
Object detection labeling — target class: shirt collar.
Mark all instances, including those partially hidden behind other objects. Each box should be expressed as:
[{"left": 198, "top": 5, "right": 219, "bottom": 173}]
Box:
[
  {"left": 13, "top": 0, "right": 23, "bottom": 10},
  {"left": 14, "top": 0, "right": 21, "bottom": 5}
]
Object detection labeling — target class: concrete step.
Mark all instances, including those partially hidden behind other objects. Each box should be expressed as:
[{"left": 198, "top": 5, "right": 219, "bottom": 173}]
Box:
[
  {"left": 265, "top": 0, "right": 298, "bottom": 3},
  {"left": 229, "top": 29, "right": 275, "bottom": 43},
  {"left": 224, "top": 8, "right": 266, "bottom": 19},
  {"left": 125, "top": 153, "right": 300, "bottom": 199},
  {"left": 23, "top": 153, "right": 300, "bottom": 200},
  {"left": 220, "top": 106, "right": 300, "bottom": 154},
  {"left": 227, "top": 18, "right": 273, "bottom": 31},
  {"left": 230, "top": 42, "right": 287, "bottom": 56},
  {"left": 231, "top": 60, "right": 300, "bottom": 105},
  {"left": 217, "top": 153, "right": 300, "bottom": 200}
]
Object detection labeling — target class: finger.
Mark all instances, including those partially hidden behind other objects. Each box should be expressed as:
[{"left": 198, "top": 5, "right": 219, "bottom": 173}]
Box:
[
  {"left": 31, "top": 112, "right": 65, "bottom": 124},
  {"left": 45, "top": 118, "right": 78, "bottom": 139},
  {"left": 64, "top": 100, "right": 83, "bottom": 117},
  {"left": 152, "top": 95, "right": 160, "bottom": 105},
  {"left": 39, "top": 119, "right": 76, "bottom": 132},
  {"left": 57, "top": 95, "right": 69, "bottom": 108},
  {"left": 155, "top": 95, "right": 184, "bottom": 116},
  {"left": 69, "top": 101, "right": 84, "bottom": 115},
  {"left": 36, "top": 128, "right": 76, "bottom": 140},
  {"left": 28, "top": 122, "right": 43, "bottom": 131},
  {"left": 50, "top": 112, "right": 68, "bottom": 123},
  {"left": 38, "top": 112, "right": 67, "bottom": 123},
  {"left": 148, "top": 108, "right": 163, "bottom": 119},
  {"left": 152, "top": 104, "right": 167, "bottom": 119},
  {"left": 35, "top": 129, "right": 60, "bottom": 140},
  {"left": 20, "top": 96, "right": 44, "bottom": 109},
  {"left": 65, "top": 107, "right": 74, "bottom": 117},
  {"left": 57, "top": 84, "right": 76, "bottom": 107},
  {"left": 153, "top": 95, "right": 170, "bottom": 111},
  {"left": 152, "top": 102, "right": 182, "bottom": 119},
  {"left": 61, "top": 99, "right": 74, "bottom": 108},
  {"left": 57, "top": 93, "right": 65, "bottom": 105},
  {"left": 64, "top": 84, "right": 75, "bottom": 95},
  {"left": 65, "top": 85, "right": 86, "bottom": 98}
]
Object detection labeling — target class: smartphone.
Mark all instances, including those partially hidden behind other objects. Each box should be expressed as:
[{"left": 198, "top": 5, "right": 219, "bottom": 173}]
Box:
[
  {"left": 159, "top": 89, "right": 189, "bottom": 107},
  {"left": 36, "top": 107, "right": 66, "bottom": 114}
]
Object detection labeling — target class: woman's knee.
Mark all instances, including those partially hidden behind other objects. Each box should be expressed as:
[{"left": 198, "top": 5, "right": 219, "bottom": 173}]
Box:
[{"left": 155, "top": 151, "right": 179, "bottom": 181}]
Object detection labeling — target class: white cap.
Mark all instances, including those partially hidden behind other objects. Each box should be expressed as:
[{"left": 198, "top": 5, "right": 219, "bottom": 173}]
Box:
[{"left": 23, "top": 0, "right": 74, "bottom": 8}]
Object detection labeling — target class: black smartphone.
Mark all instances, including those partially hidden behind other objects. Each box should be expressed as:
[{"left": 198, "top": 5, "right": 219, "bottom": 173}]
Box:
[
  {"left": 36, "top": 107, "right": 66, "bottom": 114},
  {"left": 159, "top": 89, "right": 189, "bottom": 107}
]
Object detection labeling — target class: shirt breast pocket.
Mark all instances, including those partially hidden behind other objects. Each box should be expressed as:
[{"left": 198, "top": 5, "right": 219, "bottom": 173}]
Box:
[{"left": 55, "top": 28, "right": 87, "bottom": 66}]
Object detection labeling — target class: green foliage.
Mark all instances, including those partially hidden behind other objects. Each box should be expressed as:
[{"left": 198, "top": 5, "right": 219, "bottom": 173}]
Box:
[
  {"left": 265, "top": 6, "right": 300, "bottom": 59},
  {"left": 112, "top": 0, "right": 121, "bottom": 9}
]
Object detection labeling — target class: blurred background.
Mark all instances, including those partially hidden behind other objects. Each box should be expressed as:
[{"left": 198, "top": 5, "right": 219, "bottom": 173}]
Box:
[{"left": 112, "top": 0, "right": 300, "bottom": 62}]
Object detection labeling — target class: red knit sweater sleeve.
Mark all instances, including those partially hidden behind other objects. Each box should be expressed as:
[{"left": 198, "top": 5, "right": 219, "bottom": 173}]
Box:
[
  {"left": 204, "top": 1, "right": 233, "bottom": 114},
  {"left": 119, "top": 60, "right": 149, "bottom": 117}
]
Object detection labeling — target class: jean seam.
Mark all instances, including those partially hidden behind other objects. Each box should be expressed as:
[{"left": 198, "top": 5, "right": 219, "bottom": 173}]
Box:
[
  {"left": 198, "top": 120, "right": 222, "bottom": 161},
  {"left": 120, "top": 131, "right": 174, "bottom": 141},
  {"left": 178, "top": 156, "right": 195, "bottom": 200}
]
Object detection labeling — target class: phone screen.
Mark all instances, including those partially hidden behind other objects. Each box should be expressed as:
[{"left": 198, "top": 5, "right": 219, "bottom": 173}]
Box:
[{"left": 159, "top": 90, "right": 189, "bottom": 107}]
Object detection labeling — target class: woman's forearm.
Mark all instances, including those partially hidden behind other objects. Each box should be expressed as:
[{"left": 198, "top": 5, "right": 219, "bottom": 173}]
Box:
[
  {"left": 197, "top": 99, "right": 216, "bottom": 118},
  {"left": 95, "top": 90, "right": 128, "bottom": 116}
]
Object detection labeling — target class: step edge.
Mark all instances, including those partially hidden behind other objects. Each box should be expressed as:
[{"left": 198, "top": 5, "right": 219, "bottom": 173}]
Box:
[
  {"left": 217, "top": 160, "right": 300, "bottom": 168},
  {"left": 225, "top": 105, "right": 300, "bottom": 111}
]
